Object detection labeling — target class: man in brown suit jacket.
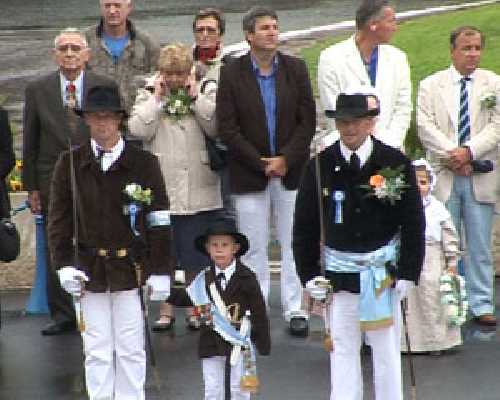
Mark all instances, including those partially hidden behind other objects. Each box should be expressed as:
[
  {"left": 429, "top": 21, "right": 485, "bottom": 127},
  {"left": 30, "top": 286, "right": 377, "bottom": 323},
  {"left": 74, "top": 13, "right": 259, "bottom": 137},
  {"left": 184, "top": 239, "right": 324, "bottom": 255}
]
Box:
[
  {"left": 22, "top": 28, "right": 114, "bottom": 335},
  {"left": 217, "top": 6, "right": 316, "bottom": 335}
]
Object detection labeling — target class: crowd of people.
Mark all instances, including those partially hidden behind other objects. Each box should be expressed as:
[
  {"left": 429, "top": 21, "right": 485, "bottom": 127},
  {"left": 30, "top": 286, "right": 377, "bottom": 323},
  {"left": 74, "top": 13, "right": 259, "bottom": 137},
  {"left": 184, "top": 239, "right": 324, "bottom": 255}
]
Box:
[{"left": 0, "top": 0, "right": 496, "bottom": 399}]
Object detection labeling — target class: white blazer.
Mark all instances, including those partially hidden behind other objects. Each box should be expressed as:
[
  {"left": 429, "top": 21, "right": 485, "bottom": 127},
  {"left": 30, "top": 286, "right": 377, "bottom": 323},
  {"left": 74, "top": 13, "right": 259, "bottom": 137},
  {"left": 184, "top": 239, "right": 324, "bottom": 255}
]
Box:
[
  {"left": 318, "top": 35, "right": 411, "bottom": 150},
  {"left": 417, "top": 66, "right": 500, "bottom": 204}
]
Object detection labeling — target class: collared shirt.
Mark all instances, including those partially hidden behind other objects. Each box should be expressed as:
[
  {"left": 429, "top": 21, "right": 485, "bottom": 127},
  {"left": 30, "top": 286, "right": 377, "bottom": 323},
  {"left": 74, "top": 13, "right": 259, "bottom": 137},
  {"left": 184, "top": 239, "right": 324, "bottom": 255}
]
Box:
[
  {"left": 251, "top": 55, "right": 278, "bottom": 155},
  {"left": 60, "top": 71, "right": 84, "bottom": 108},
  {"left": 91, "top": 137, "right": 125, "bottom": 172},
  {"left": 450, "top": 65, "right": 476, "bottom": 147},
  {"left": 215, "top": 260, "right": 236, "bottom": 291},
  {"left": 340, "top": 135, "right": 373, "bottom": 168}
]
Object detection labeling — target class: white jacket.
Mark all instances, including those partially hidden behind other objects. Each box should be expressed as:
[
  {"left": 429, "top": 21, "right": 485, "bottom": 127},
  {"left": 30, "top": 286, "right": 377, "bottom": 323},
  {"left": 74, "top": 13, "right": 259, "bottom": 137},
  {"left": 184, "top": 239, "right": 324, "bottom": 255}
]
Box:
[{"left": 318, "top": 35, "right": 411, "bottom": 150}]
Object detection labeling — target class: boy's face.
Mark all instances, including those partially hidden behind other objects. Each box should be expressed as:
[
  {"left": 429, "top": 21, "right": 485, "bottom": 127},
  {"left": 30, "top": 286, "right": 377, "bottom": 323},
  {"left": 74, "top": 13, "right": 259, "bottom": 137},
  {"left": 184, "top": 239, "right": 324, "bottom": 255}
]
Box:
[
  {"left": 415, "top": 170, "right": 430, "bottom": 198},
  {"left": 205, "top": 235, "right": 240, "bottom": 269}
]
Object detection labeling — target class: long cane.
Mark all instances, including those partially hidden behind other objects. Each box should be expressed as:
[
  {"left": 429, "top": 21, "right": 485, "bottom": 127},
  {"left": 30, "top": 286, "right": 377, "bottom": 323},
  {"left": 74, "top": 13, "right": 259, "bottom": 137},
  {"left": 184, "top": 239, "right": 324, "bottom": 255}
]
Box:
[
  {"left": 133, "top": 259, "right": 163, "bottom": 395},
  {"left": 312, "top": 136, "right": 334, "bottom": 351},
  {"left": 67, "top": 136, "right": 87, "bottom": 395},
  {"left": 401, "top": 298, "right": 417, "bottom": 400}
]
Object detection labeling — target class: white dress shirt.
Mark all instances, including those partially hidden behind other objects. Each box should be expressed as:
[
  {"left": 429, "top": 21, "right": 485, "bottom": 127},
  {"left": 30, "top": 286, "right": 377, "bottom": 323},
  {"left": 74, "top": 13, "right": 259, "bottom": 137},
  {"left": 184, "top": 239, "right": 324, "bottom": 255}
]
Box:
[
  {"left": 214, "top": 260, "right": 236, "bottom": 291},
  {"left": 91, "top": 137, "right": 125, "bottom": 172},
  {"left": 450, "top": 65, "right": 476, "bottom": 147},
  {"left": 339, "top": 135, "right": 373, "bottom": 167}
]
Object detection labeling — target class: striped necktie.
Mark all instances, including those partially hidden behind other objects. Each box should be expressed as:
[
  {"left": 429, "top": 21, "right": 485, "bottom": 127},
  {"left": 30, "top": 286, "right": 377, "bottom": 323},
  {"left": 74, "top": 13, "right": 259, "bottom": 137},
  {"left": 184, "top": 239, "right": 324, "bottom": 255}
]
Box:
[{"left": 458, "top": 77, "right": 471, "bottom": 145}]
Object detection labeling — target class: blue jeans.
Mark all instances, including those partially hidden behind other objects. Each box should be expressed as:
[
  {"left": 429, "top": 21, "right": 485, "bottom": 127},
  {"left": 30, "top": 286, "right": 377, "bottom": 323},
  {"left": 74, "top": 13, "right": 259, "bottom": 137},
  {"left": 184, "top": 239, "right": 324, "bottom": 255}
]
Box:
[{"left": 446, "top": 176, "right": 495, "bottom": 316}]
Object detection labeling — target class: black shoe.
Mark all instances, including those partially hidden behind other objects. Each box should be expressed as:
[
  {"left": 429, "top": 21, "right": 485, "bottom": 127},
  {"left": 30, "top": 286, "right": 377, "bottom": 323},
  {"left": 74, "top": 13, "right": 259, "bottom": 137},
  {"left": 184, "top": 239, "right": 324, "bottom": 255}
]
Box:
[
  {"left": 289, "top": 316, "right": 309, "bottom": 337},
  {"left": 41, "top": 320, "right": 76, "bottom": 336}
]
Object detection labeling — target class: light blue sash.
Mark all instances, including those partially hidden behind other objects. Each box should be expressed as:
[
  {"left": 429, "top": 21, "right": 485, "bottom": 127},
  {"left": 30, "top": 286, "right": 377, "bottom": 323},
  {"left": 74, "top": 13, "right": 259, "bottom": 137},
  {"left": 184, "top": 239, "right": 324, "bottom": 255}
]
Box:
[
  {"left": 324, "top": 238, "right": 398, "bottom": 331},
  {"left": 187, "top": 269, "right": 251, "bottom": 347}
]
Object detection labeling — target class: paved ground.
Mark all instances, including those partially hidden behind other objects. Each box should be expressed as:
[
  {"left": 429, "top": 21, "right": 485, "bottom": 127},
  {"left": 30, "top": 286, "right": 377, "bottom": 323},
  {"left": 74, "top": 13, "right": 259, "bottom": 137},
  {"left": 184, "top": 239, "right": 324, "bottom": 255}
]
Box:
[{"left": 1, "top": 279, "right": 499, "bottom": 400}]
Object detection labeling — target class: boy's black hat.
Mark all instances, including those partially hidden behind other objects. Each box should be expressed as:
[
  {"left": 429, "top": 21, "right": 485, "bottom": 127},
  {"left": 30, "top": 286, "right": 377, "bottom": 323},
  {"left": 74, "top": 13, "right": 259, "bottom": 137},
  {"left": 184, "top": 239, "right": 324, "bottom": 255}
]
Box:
[
  {"left": 325, "top": 93, "right": 380, "bottom": 120},
  {"left": 194, "top": 218, "right": 249, "bottom": 257}
]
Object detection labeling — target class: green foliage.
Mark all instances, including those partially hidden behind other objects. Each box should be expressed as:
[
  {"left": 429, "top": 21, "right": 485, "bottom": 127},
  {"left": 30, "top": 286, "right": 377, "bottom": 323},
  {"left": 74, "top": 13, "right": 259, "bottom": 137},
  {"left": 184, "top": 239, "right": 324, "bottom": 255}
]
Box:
[{"left": 300, "top": 4, "right": 500, "bottom": 158}]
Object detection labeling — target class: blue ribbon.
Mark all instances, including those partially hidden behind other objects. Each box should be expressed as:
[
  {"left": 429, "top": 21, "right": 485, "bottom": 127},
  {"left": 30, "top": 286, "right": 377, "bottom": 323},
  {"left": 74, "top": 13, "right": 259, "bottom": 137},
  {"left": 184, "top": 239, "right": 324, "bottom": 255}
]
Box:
[
  {"left": 332, "top": 190, "right": 345, "bottom": 224},
  {"left": 127, "top": 202, "right": 142, "bottom": 237}
]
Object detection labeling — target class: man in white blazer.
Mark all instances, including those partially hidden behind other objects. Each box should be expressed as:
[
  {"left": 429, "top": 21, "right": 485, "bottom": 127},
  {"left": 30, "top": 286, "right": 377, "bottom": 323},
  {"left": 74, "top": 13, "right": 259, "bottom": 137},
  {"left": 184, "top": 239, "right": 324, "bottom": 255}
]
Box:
[
  {"left": 418, "top": 26, "right": 500, "bottom": 326},
  {"left": 318, "top": 0, "right": 411, "bottom": 151}
]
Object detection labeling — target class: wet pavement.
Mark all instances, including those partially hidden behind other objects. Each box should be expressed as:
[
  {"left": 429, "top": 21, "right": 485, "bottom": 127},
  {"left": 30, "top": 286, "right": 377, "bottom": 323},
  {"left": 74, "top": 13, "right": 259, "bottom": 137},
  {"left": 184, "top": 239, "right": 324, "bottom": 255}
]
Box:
[{"left": 1, "top": 279, "right": 499, "bottom": 400}]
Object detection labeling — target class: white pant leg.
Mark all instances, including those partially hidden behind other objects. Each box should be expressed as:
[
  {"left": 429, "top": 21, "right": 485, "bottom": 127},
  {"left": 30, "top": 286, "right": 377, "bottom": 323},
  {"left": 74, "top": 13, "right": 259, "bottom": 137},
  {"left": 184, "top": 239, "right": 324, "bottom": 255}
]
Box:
[
  {"left": 329, "top": 292, "right": 363, "bottom": 400},
  {"left": 112, "top": 289, "right": 146, "bottom": 400},
  {"left": 230, "top": 355, "right": 250, "bottom": 400},
  {"left": 366, "top": 293, "right": 402, "bottom": 400},
  {"left": 270, "top": 178, "right": 302, "bottom": 313},
  {"left": 81, "top": 291, "right": 115, "bottom": 400},
  {"left": 203, "top": 356, "right": 225, "bottom": 400},
  {"left": 233, "top": 190, "right": 271, "bottom": 305}
]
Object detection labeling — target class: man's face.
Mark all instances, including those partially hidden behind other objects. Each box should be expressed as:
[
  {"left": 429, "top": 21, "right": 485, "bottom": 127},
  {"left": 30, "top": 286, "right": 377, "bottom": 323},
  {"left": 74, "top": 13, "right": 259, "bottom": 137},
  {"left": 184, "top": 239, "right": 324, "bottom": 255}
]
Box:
[
  {"left": 451, "top": 32, "right": 482, "bottom": 76},
  {"left": 336, "top": 96, "right": 378, "bottom": 150},
  {"left": 371, "top": 6, "right": 397, "bottom": 44},
  {"left": 246, "top": 16, "right": 279, "bottom": 52},
  {"left": 84, "top": 111, "right": 122, "bottom": 144},
  {"left": 205, "top": 235, "right": 240, "bottom": 269},
  {"left": 101, "top": 0, "right": 132, "bottom": 28},
  {"left": 54, "top": 33, "right": 90, "bottom": 75},
  {"left": 194, "top": 16, "right": 221, "bottom": 49}
]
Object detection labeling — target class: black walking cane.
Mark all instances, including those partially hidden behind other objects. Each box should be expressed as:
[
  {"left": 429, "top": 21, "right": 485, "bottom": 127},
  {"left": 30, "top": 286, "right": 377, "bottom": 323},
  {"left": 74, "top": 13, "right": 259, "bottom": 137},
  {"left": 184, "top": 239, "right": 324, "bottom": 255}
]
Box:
[
  {"left": 401, "top": 298, "right": 417, "bottom": 400},
  {"left": 128, "top": 229, "right": 163, "bottom": 395}
]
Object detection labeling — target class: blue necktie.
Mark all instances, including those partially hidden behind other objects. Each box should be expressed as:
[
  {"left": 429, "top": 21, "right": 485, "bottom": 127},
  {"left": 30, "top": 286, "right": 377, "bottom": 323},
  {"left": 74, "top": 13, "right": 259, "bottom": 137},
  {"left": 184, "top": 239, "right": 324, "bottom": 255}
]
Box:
[{"left": 458, "top": 77, "right": 471, "bottom": 145}]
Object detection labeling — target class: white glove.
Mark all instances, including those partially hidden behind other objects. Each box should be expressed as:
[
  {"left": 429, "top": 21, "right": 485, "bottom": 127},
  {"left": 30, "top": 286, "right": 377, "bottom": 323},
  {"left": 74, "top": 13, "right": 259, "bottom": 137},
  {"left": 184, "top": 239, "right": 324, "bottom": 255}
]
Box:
[
  {"left": 57, "top": 266, "right": 89, "bottom": 296},
  {"left": 147, "top": 275, "right": 171, "bottom": 301},
  {"left": 305, "top": 276, "right": 330, "bottom": 300},
  {"left": 394, "top": 279, "right": 414, "bottom": 300}
]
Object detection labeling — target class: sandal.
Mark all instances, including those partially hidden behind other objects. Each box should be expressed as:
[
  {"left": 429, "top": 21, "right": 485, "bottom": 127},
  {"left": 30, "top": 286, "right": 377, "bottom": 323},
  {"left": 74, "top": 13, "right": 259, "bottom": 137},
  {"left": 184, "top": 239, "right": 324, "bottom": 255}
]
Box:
[
  {"left": 186, "top": 315, "right": 201, "bottom": 331},
  {"left": 152, "top": 315, "right": 175, "bottom": 332}
]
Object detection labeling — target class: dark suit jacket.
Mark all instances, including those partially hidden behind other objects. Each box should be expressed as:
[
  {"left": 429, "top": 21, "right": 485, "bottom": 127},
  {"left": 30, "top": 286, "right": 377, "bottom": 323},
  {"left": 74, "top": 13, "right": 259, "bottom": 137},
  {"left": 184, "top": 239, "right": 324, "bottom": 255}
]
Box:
[
  {"left": 217, "top": 51, "right": 316, "bottom": 193},
  {"left": 0, "top": 108, "right": 15, "bottom": 217},
  {"left": 22, "top": 70, "right": 115, "bottom": 212},
  {"left": 199, "top": 262, "right": 270, "bottom": 358},
  {"left": 293, "top": 137, "right": 425, "bottom": 292},
  {"left": 48, "top": 141, "right": 173, "bottom": 292}
]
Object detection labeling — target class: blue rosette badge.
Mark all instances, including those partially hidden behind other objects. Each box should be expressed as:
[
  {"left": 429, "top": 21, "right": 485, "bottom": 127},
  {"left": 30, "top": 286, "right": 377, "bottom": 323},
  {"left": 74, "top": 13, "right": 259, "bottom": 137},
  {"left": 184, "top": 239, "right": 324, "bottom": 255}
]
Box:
[{"left": 123, "top": 183, "right": 153, "bottom": 236}]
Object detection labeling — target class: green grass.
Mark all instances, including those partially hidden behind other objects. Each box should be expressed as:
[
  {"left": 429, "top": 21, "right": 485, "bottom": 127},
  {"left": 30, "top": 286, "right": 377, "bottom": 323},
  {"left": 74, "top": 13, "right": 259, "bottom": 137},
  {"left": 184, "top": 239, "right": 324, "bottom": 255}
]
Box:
[{"left": 301, "top": 4, "right": 500, "bottom": 156}]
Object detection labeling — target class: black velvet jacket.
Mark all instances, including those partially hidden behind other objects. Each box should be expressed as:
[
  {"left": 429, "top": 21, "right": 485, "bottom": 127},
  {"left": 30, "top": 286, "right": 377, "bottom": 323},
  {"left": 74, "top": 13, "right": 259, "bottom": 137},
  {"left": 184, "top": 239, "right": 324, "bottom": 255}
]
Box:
[{"left": 293, "top": 137, "right": 425, "bottom": 293}]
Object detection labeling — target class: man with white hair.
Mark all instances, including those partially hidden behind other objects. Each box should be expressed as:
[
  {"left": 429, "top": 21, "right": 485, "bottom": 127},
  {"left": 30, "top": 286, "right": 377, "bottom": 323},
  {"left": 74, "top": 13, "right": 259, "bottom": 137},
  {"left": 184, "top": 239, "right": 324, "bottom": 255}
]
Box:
[
  {"left": 23, "top": 28, "right": 114, "bottom": 336},
  {"left": 318, "top": 0, "right": 411, "bottom": 151},
  {"left": 293, "top": 88, "right": 424, "bottom": 399},
  {"left": 85, "top": 0, "right": 160, "bottom": 113}
]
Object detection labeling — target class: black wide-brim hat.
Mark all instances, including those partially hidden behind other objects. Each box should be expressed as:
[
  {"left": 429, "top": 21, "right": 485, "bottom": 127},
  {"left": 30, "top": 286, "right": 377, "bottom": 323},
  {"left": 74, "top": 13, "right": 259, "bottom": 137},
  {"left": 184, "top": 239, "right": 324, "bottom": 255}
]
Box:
[
  {"left": 194, "top": 218, "right": 249, "bottom": 257},
  {"left": 325, "top": 93, "right": 380, "bottom": 120},
  {"left": 76, "top": 84, "right": 126, "bottom": 116}
]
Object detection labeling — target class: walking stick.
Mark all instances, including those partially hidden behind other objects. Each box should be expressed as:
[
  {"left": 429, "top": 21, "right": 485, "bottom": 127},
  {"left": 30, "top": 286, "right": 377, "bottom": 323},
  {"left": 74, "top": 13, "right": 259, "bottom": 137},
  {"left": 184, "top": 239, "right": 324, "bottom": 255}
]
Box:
[
  {"left": 401, "top": 298, "right": 417, "bottom": 400},
  {"left": 129, "top": 239, "right": 163, "bottom": 395},
  {"left": 312, "top": 135, "right": 333, "bottom": 350},
  {"left": 67, "top": 137, "right": 87, "bottom": 395}
]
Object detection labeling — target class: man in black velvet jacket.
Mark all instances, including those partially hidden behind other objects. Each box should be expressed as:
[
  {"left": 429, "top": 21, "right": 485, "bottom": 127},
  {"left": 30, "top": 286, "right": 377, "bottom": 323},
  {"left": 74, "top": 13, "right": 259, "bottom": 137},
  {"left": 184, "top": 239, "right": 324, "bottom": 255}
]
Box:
[{"left": 293, "top": 90, "right": 425, "bottom": 400}]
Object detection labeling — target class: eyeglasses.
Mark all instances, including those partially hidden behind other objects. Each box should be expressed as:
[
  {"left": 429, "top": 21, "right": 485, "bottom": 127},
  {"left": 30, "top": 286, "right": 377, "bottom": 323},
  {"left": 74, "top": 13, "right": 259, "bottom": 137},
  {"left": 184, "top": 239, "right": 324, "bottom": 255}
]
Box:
[
  {"left": 56, "top": 44, "right": 84, "bottom": 53},
  {"left": 194, "top": 26, "right": 218, "bottom": 35}
]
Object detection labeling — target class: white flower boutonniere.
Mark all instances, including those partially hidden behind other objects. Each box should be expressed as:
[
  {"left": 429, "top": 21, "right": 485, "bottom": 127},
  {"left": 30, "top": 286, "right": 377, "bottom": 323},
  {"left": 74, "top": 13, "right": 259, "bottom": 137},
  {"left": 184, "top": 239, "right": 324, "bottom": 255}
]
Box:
[
  {"left": 124, "top": 183, "right": 152, "bottom": 206},
  {"left": 480, "top": 92, "right": 496, "bottom": 110},
  {"left": 360, "top": 165, "right": 409, "bottom": 206},
  {"left": 164, "top": 88, "right": 193, "bottom": 119}
]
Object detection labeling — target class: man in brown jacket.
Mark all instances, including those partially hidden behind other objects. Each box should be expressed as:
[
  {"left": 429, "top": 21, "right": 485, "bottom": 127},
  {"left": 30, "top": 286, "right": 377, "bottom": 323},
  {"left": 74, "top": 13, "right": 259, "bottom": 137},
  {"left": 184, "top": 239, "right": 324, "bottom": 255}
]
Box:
[
  {"left": 216, "top": 6, "right": 316, "bottom": 335},
  {"left": 48, "top": 85, "right": 173, "bottom": 400}
]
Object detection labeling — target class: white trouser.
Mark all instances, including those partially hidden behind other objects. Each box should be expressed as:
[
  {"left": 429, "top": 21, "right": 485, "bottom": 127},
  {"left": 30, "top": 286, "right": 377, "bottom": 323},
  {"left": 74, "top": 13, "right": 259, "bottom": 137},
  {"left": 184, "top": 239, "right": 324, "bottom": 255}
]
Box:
[
  {"left": 329, "top": 292, "right": 403, "bottom": 400},
  {"left": 81, "top": 289, "right": 145, "bottom": 400},
  {"left": 202, "top": 356, "right": 250, "bottom": 400},
  {"left": 233, "top": 177, "right": 302, "bottom": 314}
]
